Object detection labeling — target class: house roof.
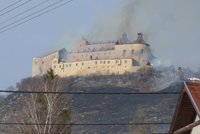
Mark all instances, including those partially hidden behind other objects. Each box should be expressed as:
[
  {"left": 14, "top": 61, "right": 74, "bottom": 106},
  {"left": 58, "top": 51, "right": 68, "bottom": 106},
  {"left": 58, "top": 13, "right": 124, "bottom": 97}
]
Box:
[{"left": 169, "top": 81, "right": 200, "bottom": 134}]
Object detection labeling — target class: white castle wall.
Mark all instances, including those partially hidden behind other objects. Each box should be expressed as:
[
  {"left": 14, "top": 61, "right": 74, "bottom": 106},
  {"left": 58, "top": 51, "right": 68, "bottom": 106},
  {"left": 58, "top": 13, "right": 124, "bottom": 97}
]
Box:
[
  {"left": 52, "top": 58, "right": 140, "bottom": 77},
  {"left": 32, "top": 33, "right": 153, "bottom": 77}
]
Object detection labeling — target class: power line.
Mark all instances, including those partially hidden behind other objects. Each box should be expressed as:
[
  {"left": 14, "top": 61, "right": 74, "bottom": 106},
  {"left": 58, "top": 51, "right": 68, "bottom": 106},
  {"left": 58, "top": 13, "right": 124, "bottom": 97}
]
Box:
[
  {"left": 0, "top": 0, "right": 23, "bottom": 13},
  {"left": 0, "top": 0, "right": 65, "bottom": 28},
  {"left": 0, "top": 0, "right": 74, "bottom": 34},
  {"left": 0, "top": 124, "right": 170, "bottom": 134},
  {"left": 0, "top": 90, "right": 180, "bottom": 94},
  {"left": 0, "top": 0, "right": 31, "bottom": 17},
  {"left": 0, "top": 122, "right": 171, "bottom": 126},
  {"left": 0, "top": 131, "right": 168, "bottom": 134},
  {"left": 0, "top": 132, "right": 26, "bottom": 134},
  {"left": 0, "top": 0, "right": 50, "bottom": 25}
]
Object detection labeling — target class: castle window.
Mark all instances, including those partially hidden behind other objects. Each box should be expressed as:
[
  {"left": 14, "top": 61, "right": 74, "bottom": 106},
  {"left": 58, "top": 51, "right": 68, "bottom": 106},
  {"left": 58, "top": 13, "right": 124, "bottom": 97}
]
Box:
[
  {"left": 123, "top": 50, "right": 126, "bottom": 56},
  {"left": 76, "top": 63, "right": 78, "bottom": 66},
  {"left": 42, "top": 61, "right": 44, "bottom": 64},
  {"left": 141, "top": 49, "right": 144, "bottom": 54},
  {"left": 125, "top": 60, "right": 127, "bottom": 64},
  {"left": 82, "top": 62, "right": 84, "bottom": 65},
  {"left": 95, "top": 61, "right": 98, "bottom": 64},
  {"left": 69, "top": 64, "right": 71, "bottom": 67},
  {"left": 107, "top": 61, "right": 110, "bottom": 64},
  {"left": 132, "top": 49, "right": 134, "bottom": 54},
  {"left": 66, "top": 64, "right": 68, "bottom": 67},
  {"left": 90, "top": 55, "right": 92, "bottom": 60},
  {"left": 103, "top": 61, "right": 106, "bottom": 64}
]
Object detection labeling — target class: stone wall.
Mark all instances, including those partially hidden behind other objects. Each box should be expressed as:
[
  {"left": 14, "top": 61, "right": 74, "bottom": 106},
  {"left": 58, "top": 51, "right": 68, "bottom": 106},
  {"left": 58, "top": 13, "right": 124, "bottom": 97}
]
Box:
[
  {"left": 67, "top": 43, "right": 150, "bottom": 66},
  {"left": 52, "top": 59, "right": 140, "bottom": 77},
  {"left": 32, "top": 41, "right": 151, "bottom": 77},
  {"left": 32, "top": 49, "right": 66, "bottom": 77}
]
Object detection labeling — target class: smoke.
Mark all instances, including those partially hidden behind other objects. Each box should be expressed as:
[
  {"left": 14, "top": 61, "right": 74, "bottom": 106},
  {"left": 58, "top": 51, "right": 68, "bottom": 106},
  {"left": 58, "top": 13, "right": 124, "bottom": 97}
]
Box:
[
  {"left": 53, "top": 0, "right": 200, "bottom": 70},
  {"left": 85, "top": 0, "right": 200, "bottom": 70}
]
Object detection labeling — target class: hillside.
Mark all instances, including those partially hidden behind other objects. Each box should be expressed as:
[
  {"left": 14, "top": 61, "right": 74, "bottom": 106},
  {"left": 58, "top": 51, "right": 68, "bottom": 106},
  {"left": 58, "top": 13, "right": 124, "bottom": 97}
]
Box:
[
  {"left": 70, "top": 82, "right": 182, "bottom": 134},
  {"left": 0, "top": 68, "right": 182, "bottom": 134}
]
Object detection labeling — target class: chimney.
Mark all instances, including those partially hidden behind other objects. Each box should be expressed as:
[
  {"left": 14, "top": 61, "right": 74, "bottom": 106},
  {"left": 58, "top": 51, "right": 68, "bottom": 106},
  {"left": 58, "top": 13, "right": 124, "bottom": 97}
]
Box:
[{"left": 177, "top": 67, "right": 184, "bottom": 81}]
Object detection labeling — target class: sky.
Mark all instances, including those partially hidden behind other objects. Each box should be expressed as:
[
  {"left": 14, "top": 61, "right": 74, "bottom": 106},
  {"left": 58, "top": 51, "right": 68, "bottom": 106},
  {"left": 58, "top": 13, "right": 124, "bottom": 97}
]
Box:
[{"left": 0, "top": 0, "right": 200, "bottom": 89}]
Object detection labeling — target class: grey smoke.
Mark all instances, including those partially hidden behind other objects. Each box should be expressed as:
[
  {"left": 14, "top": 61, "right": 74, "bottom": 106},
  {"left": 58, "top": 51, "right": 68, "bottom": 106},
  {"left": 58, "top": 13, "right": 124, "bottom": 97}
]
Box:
[
  {"left": 86, "top": 0, "right": 200, "bottom": 69},
  {"left": 57, "top": 0, "right": 200, "bottom": 70}
]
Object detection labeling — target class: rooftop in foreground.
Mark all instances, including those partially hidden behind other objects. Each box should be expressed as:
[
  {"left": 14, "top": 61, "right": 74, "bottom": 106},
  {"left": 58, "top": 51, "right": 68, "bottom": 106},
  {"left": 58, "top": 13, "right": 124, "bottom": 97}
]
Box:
[{"left": 169, "top": 81, "right": 200, "bottom": 134}]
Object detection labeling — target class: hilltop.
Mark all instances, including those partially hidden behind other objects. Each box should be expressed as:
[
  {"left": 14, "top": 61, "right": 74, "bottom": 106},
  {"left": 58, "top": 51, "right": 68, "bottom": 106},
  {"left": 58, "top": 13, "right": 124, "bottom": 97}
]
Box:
[{"left": 0, "top": 67, "right": 183, "bottom": 134}]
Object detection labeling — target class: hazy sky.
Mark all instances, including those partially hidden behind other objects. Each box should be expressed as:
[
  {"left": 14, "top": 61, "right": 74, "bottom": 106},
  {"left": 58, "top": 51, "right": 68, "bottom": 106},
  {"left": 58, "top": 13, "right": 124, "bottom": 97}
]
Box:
[{"left": 0, "top": 0, "right": 200, "bottom": 89}]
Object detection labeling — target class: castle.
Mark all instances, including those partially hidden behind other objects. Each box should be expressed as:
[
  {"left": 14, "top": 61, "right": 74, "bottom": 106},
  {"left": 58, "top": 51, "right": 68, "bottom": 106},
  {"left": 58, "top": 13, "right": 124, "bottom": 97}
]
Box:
[{"left": 32, "top": 33, "right": 154, "bottom": 77}]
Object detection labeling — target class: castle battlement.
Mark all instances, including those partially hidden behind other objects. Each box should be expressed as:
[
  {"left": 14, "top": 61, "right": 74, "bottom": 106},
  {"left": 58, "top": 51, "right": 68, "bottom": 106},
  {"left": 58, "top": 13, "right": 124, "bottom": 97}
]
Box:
[{"left": 32, "top": 33, "right": 154, "bottom": 77}]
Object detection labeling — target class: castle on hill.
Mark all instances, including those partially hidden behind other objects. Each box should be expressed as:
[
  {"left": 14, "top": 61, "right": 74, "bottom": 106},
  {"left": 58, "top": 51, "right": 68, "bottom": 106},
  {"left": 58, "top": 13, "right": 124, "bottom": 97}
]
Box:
[{"left": 32, "top": 33, "right": 155, "bottom": 77}]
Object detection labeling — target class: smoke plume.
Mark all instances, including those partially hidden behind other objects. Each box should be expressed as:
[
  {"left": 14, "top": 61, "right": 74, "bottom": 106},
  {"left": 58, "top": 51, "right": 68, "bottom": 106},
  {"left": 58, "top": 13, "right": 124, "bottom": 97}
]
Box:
[
  {"left": 54, "top": 0, "right": 200, "bottom": 70},
  {"left": 85, "top": 0, "right": 200, "bottom": 70}
]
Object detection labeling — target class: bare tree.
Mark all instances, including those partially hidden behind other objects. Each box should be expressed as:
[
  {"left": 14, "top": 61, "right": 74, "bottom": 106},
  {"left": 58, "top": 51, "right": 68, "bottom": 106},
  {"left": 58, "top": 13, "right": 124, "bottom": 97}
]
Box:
[
  {"left": 131, "top": 106, "right": 147, "bottom": 134},
  {"left": 13, "top": 69, "right": 71, "bottom": 134}
]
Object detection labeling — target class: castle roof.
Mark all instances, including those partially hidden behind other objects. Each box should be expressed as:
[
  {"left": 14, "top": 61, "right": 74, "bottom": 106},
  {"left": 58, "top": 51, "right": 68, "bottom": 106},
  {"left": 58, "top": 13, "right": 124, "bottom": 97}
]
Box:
[{"left": 84, "top": 33, "right": 150, "bottom": 46}]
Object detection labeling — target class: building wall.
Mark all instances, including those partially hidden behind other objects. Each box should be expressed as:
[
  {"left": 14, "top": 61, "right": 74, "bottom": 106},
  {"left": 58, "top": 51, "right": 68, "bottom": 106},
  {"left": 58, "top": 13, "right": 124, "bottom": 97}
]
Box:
[
  {"left": 32, "top": 42, "right": 151, "bottom": 77},
  {"left": 52, "top": 59, "right": 140, "bottom": 77},
  {"left": 67, "top": 43, "right": 150, "bottom": 66},
  {"left": 32, "top": 51, "right": 60, "bottom": 77},
  {"left": 67, "top": 50, "right": 115, "bottom": 62},
  {"left": 75, "top": 40, "right": 115, "bottom": 52},
  {"left": 114, "top": 43, "right": 150, "bottom": 66}
]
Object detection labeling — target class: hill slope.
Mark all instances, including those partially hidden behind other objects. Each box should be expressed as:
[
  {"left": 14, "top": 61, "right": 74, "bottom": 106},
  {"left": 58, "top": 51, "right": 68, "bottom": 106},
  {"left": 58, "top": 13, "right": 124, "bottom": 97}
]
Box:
[{"left": 0, "top": 71, "right": 182, "bottom": 134}]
